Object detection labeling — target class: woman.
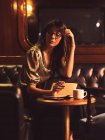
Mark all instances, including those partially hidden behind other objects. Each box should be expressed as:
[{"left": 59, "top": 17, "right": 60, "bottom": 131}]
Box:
[
  {"left": 21, "top": 19, "right": 76, "bottom": 96},
  {"left": 20, "top": 19, "right": 76, "bottom": 140}
]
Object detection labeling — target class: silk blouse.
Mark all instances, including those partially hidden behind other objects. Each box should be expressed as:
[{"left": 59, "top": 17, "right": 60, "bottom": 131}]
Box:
[{"left": 20, "top": 45, "right": 53, "bottom": 89}]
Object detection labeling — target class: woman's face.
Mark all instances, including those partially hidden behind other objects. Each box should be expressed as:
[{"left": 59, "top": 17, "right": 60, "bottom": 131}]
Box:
[{"left": 45, "top": 26, "right": 62, "bottom": 48}]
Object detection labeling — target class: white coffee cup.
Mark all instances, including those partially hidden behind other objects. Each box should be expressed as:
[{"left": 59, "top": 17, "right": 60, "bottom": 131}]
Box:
[{"left": 73, "top": 89, "right": 87, "bottom": 99}]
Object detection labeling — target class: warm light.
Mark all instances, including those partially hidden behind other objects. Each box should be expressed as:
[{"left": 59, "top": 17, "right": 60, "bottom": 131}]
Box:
[
  {"left": 27, "top": 4, "right": 33, "bottom": 16},
  {"left": 18, "top": 0, "right": 35, "bottom": 17},
  {"left": 12, "top": 1, "right": 17, "bottom": 13},
  {"left": 26, "top": 0, "right": 34, "bottom": 17},
  {"left": 96, "top": 20, "right": 102, "bottom": 28},
  {"left": 20, "top": 2, "right": 26, "bottom": 16},
  {"left": 13, "top": 1, "right": 17, "bottom": 11},
  {"left": 96, "top": 22, "right": 100, "bottom": 28}
]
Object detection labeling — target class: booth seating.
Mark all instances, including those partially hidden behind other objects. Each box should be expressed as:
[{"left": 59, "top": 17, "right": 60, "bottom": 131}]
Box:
[
  {"left": 0, "top": 85, "right": 32, "bottom": 140},
  {"left": 78, "top": 86, "right": 105, "bottom": 140},
  {"left": 0, "top": 65, "right": 22, "bottom": 84},
  {"left": 0, "top": 64, "right": 105, "bottom": 114},
  {"left": 71, "top": 63, "right": 105, "bottom": 114},
  {"left": 0, "top": 64, "right": 105, "bottom": 140}
]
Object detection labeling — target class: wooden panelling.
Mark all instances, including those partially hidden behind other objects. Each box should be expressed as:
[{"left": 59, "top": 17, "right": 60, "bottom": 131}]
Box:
[
  {"left": 0, "top": 0, "right": 25, "bottom": 64},
  {"left": 75, "top": 54, "right": 105, "bottom": 63},
  {"left": 75, "top": 46, "right": 105, "bottom": 55},
  {"left": 0, "top": 56, "right": 25, "bottom": 65}
]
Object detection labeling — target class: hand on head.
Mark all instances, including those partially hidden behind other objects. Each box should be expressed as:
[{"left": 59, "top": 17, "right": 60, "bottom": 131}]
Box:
[{"left": 64, "top": 28, "right": 74, "bottom": 38}]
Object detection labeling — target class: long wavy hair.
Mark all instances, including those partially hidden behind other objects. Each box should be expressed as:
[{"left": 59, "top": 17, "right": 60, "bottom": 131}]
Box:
[{"left": 39, "top": 19, "right": 71, "bottom": 72}]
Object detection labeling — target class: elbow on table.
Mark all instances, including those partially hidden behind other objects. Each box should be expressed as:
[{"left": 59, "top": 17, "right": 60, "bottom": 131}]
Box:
[
  {"left": 66, "top": 74, "right": 72, "bottom": 78},
  {"left": 60, "top": 69, "right": 73, "bottom": 78},
  {"left": 27, "top": 84, "right": 36, "bottom": 94},
  {"left": 63, "top": 72, "right": 73, "bottom": 79}
]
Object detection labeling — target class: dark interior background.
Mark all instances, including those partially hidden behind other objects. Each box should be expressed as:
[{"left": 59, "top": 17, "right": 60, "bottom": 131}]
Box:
[{"left": 1, "top": 0, "right": 105, "bottom": 64}]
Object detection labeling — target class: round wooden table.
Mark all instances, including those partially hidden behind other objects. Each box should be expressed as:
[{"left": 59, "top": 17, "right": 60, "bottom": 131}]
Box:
[{"left": 37, "top": 97, "right": 95, "bottom": 140}]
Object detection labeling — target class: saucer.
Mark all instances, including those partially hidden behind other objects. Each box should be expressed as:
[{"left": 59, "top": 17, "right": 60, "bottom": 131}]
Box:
[{"left": 42, "top": 95, "right": 72, "bottom": 100}]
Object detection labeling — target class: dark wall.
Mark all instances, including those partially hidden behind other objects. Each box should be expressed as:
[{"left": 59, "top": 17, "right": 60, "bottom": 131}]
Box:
[
  {"left": 1, "top": 0, "right": 105, "bottom": 64},
  {"left": 37, "top": 0, "right": 105, "bottom": 7}
]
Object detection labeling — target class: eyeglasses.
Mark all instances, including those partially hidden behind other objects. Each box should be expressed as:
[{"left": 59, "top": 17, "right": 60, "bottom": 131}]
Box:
[{"left": 47, "top": 31, "right": 62, "bottom": 39}]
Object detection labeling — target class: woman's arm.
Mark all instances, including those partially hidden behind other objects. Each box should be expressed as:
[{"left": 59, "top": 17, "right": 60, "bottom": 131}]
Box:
[
  {"left": 27, "top": 84, "right": 52, "bottom": 97},
  {"left": 60, "top": 29, "right": 76, "bottom": 78},
  {"left": 27, "top": 81, "right": 65, "bottom": 97},
  {"left": 22, "top": 46, "right": 66, "bottom": 97}
]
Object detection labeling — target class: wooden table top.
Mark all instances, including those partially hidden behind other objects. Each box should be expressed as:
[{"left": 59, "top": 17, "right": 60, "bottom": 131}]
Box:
[{"left": 37, "top": 96, "right": 96, "bottom": 106}]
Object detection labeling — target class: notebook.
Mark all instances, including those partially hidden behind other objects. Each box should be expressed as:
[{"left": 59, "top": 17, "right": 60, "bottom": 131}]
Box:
[{"left": 51, "top": 82, "right": 77, "bottom": 97}]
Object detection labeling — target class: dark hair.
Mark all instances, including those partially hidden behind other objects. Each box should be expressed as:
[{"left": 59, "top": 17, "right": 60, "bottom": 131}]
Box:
[
  {"left": 39, "top": 19, "right": 71, "bottom": 71},
  {"left": 40, "top": 19, "right": 66, "bottom": 45}
]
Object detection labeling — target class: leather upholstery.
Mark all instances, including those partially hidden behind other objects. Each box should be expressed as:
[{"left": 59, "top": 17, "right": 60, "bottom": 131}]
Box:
[
  {"left": 1, "top": 64, "right": 105, "bottom": 87},
  {"left": 0, "top": 65, "right": 22, "bottom": 84},
  {"left": 72, "top": 64, "right": 105, "bottom": 88},
  {"left": 79, "top": 113, "right": 105, "bottom": 140},
  {"left": 0, "top": 64, "right": 105, "bottom": 113},
  {"left": 0, "top": 85, "right": 25, "bottom": 140},
  {"left": 72, "top": 64, "right": 105, "bottom": 113}
]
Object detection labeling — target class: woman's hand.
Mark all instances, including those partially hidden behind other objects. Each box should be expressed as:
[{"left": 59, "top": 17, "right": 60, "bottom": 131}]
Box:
[
  {"left": 51, "top": 81, "right": 65, "bottom": 96},
  {"left": 64, "top": 28, "right": 76, "bottom": 51},
  {"left": 64, "top": 28, "right": 74, "bottom": 39}
]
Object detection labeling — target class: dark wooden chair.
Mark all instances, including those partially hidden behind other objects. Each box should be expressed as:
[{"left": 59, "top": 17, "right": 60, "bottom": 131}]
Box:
[
  {"left": 78, "top": 86, "right": 105, "bottom": 140},
  {"left": 0, "top": 84, "right": 33, "bottom": 140}
]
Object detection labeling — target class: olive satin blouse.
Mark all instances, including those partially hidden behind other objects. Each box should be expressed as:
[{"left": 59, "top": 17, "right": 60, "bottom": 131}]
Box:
[{"left": 20, "top": 45, "right": 53, "bottom": 89}]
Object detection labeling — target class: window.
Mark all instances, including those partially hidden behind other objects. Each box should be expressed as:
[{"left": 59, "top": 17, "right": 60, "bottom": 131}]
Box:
[{"left": 38, "top": 8, "right": 105, "bottom": 45}]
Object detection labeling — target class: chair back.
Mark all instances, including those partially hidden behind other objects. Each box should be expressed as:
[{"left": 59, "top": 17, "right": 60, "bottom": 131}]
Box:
[
  {"left": 0, "top": 84, "right": 25, "bottom": 140},
  {"left": 79, "top": 85, "right": 105, "bottom": 140}
]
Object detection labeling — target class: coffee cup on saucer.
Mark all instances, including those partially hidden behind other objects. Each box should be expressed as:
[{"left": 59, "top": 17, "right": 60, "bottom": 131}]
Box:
[{"left": 73, "top": 89, "right": 87, "bottom": 99}]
